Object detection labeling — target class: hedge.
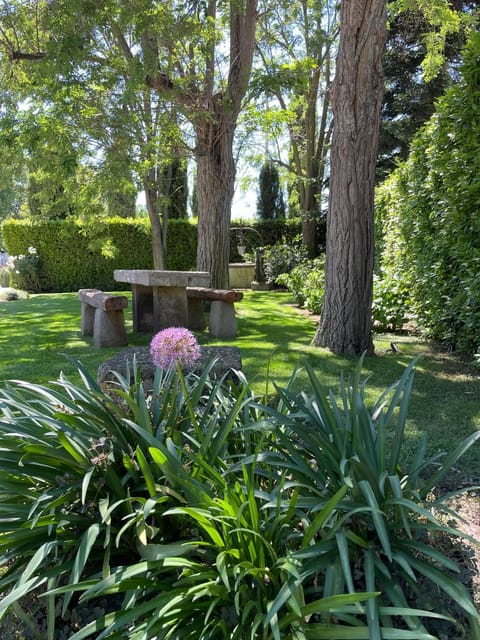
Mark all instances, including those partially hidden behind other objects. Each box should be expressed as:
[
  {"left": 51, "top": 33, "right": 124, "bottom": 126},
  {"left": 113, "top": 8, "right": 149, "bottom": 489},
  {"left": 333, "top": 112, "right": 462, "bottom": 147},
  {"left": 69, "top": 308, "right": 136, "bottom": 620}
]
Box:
[
  {"left": 2, "top": 216, "right": 325, "bottom": 292},
  {"left": 375, "top": 32, "right": 480, "bottom": 353},
  {"left": 1, "top": 218, "right": 196, "bottom": 292}
]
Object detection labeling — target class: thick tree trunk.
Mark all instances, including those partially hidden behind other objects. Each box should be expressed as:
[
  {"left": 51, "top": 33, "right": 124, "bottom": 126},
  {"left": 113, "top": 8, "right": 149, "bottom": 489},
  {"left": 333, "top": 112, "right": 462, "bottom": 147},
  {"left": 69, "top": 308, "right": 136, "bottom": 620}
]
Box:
[
  {"left": 314, "top": 0, "right": 387, "bottom": 355},
  {"left": 193, "top": 0, "right": 257, "bottom": 289},
  {"left": 195, "top": 118, "right": 235, "bottom": 289}
]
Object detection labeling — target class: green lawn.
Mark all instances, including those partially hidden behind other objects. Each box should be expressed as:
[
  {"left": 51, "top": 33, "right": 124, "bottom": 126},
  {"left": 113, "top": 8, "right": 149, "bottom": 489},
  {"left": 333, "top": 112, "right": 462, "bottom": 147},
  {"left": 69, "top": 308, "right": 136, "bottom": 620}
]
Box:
[{"left": 1, "top": 289, "right": 479, "bottom": 477}]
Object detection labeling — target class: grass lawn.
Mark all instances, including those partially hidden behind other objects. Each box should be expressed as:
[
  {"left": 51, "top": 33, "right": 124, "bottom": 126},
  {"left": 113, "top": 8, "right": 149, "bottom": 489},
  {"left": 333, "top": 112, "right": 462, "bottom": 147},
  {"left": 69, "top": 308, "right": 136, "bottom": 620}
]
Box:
[{"left": 1, "top": 288, "right": 479, "bottom": 478}]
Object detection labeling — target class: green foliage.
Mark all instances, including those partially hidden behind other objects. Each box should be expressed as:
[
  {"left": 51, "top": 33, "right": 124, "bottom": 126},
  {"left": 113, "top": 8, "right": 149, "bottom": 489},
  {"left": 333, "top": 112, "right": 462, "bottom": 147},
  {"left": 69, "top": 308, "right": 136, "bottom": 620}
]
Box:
[
  {"left": 379, "top": 5, "right": 470, "bottom": 178},
  {"left": 263, "top": 356, "right": 480, "bottom": 638},
  {"left": 0, "top": 266, "right": 10, "bottom": 287},
  {"left": 263, "top": 237, "right": 309, "bottom": 285},
  {"left": 1, "top": 217, "right": 197, "bottom": 292},
  {"left": 256, "top": 160, "right": 286, "bottom": 220},
  {"left": 372, "top": 272, "right": 412, "bottom": 331},
  {"left": 276, "top": 256, "right": 409, "bottom": 325},
  {"left": 8, "top": 246, "right": 41, "bottom": 293},
  {"left": 276, "top": 256, "right": 325, "bottom": 314},
  {"left": 230, "top": 218, "right": 326, "bottom": 261},
  {"left": 0, "top": 359, "right": 371, "bottom": 639},
  {"left": 375, "top": 31, "right": 480, "bottom": 352},
  {"left": 2, "top": 215, "right": 325, "bottom": 292},
  {"left": 164, "top": 158, "right": 188, "bottom": 220},
  {"left": 0, "top": 356, "right": 478, "bottom": 638}
]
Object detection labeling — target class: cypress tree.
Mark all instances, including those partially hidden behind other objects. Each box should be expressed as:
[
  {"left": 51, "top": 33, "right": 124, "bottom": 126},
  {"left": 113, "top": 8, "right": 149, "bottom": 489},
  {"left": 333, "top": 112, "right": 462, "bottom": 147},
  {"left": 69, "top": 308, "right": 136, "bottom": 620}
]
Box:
[{"left": 256, "top": 160, "right": 285, "bottom": 220}]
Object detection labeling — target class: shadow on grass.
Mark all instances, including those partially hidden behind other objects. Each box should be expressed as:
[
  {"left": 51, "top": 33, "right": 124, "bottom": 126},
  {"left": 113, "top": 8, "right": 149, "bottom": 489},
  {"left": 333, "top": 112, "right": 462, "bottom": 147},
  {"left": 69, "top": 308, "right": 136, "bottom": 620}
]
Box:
[{"left": 1, "top": 289, "right": 479, "bottom": 478}]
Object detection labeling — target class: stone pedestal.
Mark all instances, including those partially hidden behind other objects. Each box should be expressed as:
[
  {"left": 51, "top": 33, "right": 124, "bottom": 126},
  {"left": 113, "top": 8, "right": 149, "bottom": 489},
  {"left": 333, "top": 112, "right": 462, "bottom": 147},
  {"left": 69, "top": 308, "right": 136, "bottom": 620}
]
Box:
[
  {"left": 228, "top": 263, "right": 255, "bottom": 289},
  {"left": 209, "top": 301, "right": 237, "bottom": 339}
]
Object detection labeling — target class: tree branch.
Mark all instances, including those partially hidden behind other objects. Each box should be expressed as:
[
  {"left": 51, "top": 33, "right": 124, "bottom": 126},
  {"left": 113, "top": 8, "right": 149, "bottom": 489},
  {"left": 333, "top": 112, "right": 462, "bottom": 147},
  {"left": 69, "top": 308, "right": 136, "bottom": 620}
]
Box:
[{"left": 9, "top": 50, "right": 45, "bottom": 61}]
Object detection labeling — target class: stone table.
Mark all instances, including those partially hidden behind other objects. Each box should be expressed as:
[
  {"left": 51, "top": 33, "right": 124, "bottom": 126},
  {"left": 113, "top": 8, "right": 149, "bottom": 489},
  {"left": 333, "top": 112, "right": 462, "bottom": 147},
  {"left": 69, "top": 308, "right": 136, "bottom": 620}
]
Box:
[{"left": 114, "top": 269, "right": 210, "bottom": 333}]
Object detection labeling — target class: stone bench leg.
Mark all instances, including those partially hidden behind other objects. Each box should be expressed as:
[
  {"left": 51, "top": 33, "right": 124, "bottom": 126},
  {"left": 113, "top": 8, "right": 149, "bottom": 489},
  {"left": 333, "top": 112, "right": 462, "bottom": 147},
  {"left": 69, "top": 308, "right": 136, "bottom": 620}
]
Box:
[
  {"left": 187, "top": 298, "right": 207, "bottom": 331},
  {"left": 209, "top": 301, "right": 237, "bottom": 339},
  {"left": 80, "top": 303, "right": 95, "bottom": 337},
  {"left": 93, "top": 309, "right": 128, "bottom": 348}
]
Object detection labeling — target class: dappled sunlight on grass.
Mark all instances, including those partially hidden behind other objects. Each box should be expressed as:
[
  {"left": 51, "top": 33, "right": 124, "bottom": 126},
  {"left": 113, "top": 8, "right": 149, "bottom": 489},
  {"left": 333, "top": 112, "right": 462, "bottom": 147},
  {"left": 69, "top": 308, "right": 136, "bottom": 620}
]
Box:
[
  {"left": 1, "top": 289, "right": 479, "bottom": 477},
  {"left": 0, "top": 291, "right": 146, "bottom": 384}
]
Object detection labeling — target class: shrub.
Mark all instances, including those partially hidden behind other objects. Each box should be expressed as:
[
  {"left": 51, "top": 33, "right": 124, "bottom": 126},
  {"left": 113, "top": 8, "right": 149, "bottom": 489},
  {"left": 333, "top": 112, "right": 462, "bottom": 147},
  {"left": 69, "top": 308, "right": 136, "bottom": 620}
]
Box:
[
  {"left": 375, "top": 32, "right": 480, "bottom": 352},
  {"left": 277, "top": 256, "right": 325, "bottom": 313},
  {"left": 0, "top": 358, "right": 375, "bottom": 638},
  {"left": 263, "top": 356, "right": 480, "bottom": 638},
  {"left": 372, "top": 271, "right": 413, "bottom": 331},
  {"left": 0, "top": 356, "right": 478, "bottom": 638},
  {"left": 263, "top": 237, "right": 309, "bottom": 285},
  {"left": 1, "top": 218, "right": 197, "bottom": 292},
  {"left": 8, "top": 246, "right": 41, "bottom": 293}
]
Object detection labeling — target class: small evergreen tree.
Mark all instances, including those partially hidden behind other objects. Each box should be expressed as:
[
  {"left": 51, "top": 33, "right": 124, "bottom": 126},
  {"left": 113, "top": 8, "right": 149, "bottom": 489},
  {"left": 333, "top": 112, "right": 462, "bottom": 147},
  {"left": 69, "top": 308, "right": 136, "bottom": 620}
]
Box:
[
  {"left": 164, "top": 158, "right": 188, "bottom": 219},
  {"left": 256, "top": 160, "right": 285, "bottom": 220}
]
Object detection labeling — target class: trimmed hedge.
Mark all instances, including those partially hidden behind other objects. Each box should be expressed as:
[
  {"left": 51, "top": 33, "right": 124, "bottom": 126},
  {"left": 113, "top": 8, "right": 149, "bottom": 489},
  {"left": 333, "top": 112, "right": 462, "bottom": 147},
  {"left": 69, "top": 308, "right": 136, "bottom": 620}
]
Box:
[
  {"left": 229, "top": 218, "right": 326, "bottom": 262},
  {"left": 375, "top": 32, "right": 480, "bottom": 353},
  {"left": 1, "top": 218, "right": 196, "bottom": 292},
  {"left": 2, "top": 216, "right": 326, "bottom": 292}
]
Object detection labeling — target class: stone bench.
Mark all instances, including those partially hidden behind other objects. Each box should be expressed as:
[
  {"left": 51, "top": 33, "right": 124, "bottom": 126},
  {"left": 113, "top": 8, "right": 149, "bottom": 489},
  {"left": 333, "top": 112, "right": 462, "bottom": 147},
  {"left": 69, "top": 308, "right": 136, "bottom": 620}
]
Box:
[
  {"left": 78, "top": 289, "right": 128, "bottom": 348},
  {"left": 186, "top": 287, "right": 244, "bottom": 339}
]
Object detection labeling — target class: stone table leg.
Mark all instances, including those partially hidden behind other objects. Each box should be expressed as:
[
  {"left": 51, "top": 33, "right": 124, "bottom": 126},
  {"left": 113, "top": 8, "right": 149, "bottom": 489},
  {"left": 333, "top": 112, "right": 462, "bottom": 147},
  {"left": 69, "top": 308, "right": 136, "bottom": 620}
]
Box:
[
  {"left": 151, "top": 286, "right": 189, "bottom": 331},
  {"left": 132, "top": 284, "right": 154, "bottom": 332}
]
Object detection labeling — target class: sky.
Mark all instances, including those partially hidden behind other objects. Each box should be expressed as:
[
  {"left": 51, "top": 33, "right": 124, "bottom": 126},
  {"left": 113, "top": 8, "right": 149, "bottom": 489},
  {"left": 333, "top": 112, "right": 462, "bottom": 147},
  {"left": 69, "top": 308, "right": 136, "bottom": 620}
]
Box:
[{"left": 232, "top": 186, "right": 256, "bottom": 220}]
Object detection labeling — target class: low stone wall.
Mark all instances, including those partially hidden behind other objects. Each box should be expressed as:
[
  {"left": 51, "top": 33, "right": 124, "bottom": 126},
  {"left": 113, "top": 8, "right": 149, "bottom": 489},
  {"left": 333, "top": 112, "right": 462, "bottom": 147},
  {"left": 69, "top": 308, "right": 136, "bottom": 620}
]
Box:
[{"left": 98, "top": 345, "right": 242, "bottom": 390}]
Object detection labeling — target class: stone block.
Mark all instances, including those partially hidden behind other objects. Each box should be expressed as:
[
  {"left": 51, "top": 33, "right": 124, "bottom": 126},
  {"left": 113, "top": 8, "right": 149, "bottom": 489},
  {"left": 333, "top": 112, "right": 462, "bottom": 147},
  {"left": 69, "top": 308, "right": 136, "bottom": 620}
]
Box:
[
  {"left": 209, "top": 300, "right": 237, "bottom": 339},
  {"left": 98, "top": 345, "right": 242, "bottom": 390}
]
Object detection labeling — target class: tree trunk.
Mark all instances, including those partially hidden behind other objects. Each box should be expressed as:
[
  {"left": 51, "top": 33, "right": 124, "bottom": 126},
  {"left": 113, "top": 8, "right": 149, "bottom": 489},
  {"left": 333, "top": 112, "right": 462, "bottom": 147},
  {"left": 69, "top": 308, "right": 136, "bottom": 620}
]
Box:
[
  {"left": 314, "top": 0, "right": 387, "bottom": 355},
  {"left": 195, "top": 116, "right": 235, "bottom": 289},
  {"left": 194, "top": 0, "right": 257, "bottom": 289}
]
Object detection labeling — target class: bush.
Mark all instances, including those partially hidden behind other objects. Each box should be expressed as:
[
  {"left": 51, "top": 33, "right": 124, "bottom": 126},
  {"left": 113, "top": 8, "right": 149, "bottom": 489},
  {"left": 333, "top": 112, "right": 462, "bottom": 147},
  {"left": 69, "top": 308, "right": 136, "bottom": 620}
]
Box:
[
  {"left": 8, "top": 246, "right": 41, "bottom": 293},
  {"left": 1, "top": 218, "right": 197, "bottom": 292},
  {"left": 264, "top": 357, "right": 480, "bottom": 638},
  {"left": 263, "top": 237, "right": 309, "bottom": 285},
  {"left": 277, "top": 256, "right": 325, "bottom": 313},
  {"left": 0, "top": 357, "right": 478, "bottom": 638},
  {"left": 372, "top": 271, "right": 413, "bottom": 331}
]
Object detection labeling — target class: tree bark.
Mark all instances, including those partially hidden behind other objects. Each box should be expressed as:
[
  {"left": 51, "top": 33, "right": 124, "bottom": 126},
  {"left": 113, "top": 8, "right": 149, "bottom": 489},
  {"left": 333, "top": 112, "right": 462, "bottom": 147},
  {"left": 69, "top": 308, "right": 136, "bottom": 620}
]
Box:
[
  {"left": 194, "top": 0, "right": 257, "bottom": 288},
  {"left": 195, "top": 115, "right": 236, "bottom": 289},
  {"left": 314, "top": 0, "right": 387, "bottom": 355}
]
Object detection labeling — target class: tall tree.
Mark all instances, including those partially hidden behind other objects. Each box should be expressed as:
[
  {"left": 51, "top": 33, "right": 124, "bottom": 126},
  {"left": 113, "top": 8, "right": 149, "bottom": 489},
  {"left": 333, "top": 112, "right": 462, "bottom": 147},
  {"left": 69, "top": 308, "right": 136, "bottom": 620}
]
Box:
[
  {"left": 190, "top": 0, "right": 258, "bottom": 286},
  {"left": 0, "top": 0, "right": 258, "bottom": 284},
  {"left": 378, "top": 5, "right": 471, "bottom": 178},
  {"left": 313, "top": 0, "right": 467, "bottom": 355},
  {"left": 252, "top": 0, "right": 337, "bottom": 256},
  {"left": 163, "top": 159, "right": 188, "bottom": 220},
  {"left": 313, "top": 0, "right": 387, "bottom": 355}
]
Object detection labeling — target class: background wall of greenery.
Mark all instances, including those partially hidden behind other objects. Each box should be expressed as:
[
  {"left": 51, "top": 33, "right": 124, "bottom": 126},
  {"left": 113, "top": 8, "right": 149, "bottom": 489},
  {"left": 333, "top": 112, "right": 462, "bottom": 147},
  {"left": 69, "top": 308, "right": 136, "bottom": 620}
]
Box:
[
  {"left": 1, "top": 216, "right": 325, "bottom": 292},
  {"left": 2, "top": 218, "right": 191, "bottom": 292},
  {"left": 375, "top": 31, "right": 480, "bottom": 353}
]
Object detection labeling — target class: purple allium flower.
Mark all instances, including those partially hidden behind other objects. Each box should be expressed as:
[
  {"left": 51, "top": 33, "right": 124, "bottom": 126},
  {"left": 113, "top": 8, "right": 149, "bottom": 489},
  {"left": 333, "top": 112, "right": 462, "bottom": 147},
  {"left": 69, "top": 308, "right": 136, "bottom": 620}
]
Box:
[{"left": 150, "top": 327, "right": 201, "bottom": 370}]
